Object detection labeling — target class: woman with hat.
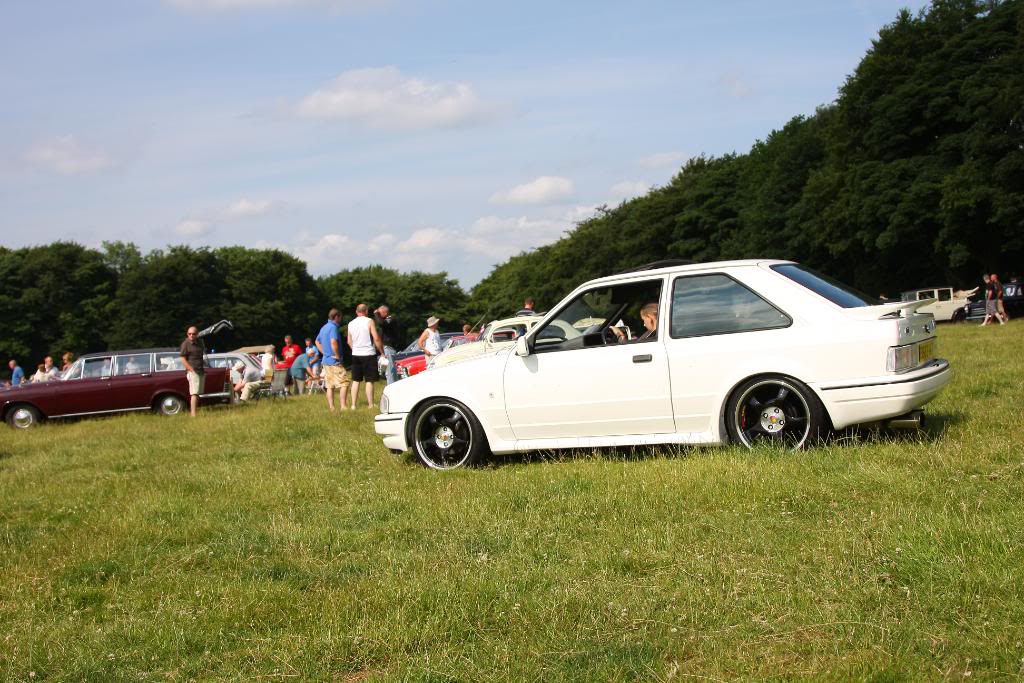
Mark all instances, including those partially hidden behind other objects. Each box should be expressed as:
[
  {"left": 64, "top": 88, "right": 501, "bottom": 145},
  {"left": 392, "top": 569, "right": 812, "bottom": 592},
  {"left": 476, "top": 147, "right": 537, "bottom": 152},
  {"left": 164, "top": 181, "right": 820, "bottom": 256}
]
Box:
[{"left": 418, "top": 316, "right": 443, "bottom": 362}]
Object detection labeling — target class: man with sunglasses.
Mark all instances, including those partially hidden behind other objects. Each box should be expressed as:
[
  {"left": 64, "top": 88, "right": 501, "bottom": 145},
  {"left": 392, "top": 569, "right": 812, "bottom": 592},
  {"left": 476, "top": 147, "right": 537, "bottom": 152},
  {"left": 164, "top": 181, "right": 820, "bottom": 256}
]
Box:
[{"left": 179, "top": 325, "right": 206, "bottom": 417}]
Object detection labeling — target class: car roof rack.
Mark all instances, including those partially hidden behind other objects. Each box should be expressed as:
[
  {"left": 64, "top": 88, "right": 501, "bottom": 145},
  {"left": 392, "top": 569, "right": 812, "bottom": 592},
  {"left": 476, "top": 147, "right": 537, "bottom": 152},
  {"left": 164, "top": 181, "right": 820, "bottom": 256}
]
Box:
[{"left": 617, "top": 259, "right": 695, "bottom": 274}]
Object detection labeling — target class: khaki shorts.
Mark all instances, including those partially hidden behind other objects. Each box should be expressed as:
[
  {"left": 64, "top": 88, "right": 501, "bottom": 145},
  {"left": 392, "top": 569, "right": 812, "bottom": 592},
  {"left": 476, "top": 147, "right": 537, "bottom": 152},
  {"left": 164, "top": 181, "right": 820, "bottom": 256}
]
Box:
[
  {"left": 187, "top": 370, "right": 205, "bottom": 396},
  {"left": 323, "top": 364, "right": 351, "bottom": 390}
]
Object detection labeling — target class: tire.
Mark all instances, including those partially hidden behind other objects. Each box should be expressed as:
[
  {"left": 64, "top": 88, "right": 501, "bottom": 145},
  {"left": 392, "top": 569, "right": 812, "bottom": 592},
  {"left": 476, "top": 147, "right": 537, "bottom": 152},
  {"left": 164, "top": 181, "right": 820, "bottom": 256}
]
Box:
[
  {"left": 6, "top": 404, "right": 41, "bottom": 429},
  {"left": 950, "top": 309, "right": 966, "bottom": 324},
  {"left": 409, "top": 398, "right": 489, "bottom": 470},
  {"left": 154, "top": 393, "right": 186, "bottom": 416},
  {"left": 725, "top": 375, "right": 827, "bottom": 450}
]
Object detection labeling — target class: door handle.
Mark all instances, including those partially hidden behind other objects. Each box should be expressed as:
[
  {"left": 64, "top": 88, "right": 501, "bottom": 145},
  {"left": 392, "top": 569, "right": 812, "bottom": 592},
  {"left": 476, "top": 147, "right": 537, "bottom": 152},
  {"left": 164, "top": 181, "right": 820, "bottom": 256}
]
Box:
[{"left": 632, "top": 354, "right": 652, "bottom": 363}]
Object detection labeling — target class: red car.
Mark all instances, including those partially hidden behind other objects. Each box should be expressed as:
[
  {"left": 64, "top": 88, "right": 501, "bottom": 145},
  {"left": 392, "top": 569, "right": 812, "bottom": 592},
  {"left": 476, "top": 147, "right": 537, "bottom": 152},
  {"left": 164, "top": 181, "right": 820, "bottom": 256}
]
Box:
[
  {"left": 1, "top": 347, "right": 232, "bottom": 429},
  {"left": 395, "top": 334, "right": 478, "bottom": 379}
]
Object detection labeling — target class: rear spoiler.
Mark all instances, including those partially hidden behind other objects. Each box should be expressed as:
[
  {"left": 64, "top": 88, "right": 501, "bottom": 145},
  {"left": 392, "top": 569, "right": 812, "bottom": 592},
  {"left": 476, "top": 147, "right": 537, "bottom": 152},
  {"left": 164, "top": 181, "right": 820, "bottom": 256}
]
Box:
[{"left": 844, "top": 298, "right": 936, "bottom": 320}]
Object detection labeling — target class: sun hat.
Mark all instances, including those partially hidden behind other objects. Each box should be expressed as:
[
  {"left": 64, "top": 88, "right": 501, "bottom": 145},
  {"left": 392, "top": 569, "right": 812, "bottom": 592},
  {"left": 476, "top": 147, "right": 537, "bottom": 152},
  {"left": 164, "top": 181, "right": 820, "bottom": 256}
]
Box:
[{"left": 427, "top": 316, "right": 440, "bottom": 327}]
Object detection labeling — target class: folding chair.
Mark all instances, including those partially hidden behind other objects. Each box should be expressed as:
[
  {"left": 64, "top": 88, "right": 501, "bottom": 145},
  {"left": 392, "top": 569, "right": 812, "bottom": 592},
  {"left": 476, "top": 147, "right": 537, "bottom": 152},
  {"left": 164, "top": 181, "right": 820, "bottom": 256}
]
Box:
[{"left": 268, "top": 369, "right": 289, "bottom": 398}]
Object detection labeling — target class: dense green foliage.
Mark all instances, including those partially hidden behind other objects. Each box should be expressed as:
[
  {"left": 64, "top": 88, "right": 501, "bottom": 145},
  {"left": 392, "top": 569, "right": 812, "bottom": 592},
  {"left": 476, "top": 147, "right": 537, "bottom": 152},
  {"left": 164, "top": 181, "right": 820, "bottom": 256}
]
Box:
[
  {"left": 0, "top": 243, "right": 467, "bottom": 369},
  {"left": 2, "top": 323, "right": 1022, "bottom": 680},
  {"left": 3, "top": 0, "right": 1021, "bottom": 373},
  {"left": 468, "top": 0, "right": 1024, "bottom": 315}
]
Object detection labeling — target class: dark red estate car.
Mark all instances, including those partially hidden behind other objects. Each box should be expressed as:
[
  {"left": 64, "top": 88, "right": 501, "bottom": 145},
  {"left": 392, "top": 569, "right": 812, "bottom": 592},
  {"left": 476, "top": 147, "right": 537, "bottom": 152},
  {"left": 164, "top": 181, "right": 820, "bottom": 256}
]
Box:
[{"left": 1, "top": 348, "right": 231, "bottom": 429}]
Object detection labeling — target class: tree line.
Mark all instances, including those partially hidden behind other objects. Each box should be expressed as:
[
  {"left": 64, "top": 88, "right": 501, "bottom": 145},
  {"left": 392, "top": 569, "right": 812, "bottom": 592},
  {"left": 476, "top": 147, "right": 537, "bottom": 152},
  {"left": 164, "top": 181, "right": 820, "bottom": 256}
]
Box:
[
  {"left": 3, "top": 0, "right": 1021, "bottom": 371},
  {"left": 0, "top": 242, "right": 469, "bottom": 367}
]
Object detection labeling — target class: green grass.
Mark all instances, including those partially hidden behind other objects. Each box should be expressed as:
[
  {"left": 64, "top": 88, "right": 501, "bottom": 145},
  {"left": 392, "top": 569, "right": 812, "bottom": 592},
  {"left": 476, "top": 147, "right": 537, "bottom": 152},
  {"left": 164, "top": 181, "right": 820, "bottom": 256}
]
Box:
[{"left": 2, "top": 321, "right": 1023, "bottom": 681}]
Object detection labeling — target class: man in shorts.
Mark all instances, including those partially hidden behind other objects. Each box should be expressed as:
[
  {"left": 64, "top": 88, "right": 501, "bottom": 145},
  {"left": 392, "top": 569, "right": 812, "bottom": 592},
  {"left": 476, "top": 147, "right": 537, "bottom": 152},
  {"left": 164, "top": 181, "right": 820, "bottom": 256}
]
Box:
[
  {"left": 179, "top": 325, "right": 206, "bottom": 417},
  {"left": 347, "top": 303, "right": 384, "bottom": 410},
  {"left": 315, "top": 308, "right": 352, "bottom": 413}
]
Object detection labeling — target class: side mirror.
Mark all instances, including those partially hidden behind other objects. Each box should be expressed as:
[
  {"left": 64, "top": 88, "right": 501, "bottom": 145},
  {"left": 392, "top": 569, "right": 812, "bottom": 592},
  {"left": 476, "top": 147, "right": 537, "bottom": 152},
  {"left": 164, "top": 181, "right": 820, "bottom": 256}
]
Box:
[{"left": 515, "top": 336, "right": 530, "bottom": 357}]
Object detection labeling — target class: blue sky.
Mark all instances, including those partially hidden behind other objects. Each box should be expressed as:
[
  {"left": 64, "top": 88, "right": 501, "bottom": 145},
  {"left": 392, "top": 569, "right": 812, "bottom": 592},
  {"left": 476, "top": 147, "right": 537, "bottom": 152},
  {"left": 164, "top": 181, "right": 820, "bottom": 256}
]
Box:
[{"left": 0, "top": 0, "right": 929, "bottom": 287}]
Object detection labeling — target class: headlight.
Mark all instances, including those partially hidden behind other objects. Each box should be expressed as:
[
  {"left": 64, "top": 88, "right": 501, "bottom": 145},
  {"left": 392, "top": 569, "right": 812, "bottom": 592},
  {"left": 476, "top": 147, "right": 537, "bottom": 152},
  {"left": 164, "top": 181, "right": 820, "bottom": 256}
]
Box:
[
  {"left": 886, "top": 344, "right": 917, "bottom": 372},
  {"left": 379, "top": 394, "right": 389, "bottom": 414}
]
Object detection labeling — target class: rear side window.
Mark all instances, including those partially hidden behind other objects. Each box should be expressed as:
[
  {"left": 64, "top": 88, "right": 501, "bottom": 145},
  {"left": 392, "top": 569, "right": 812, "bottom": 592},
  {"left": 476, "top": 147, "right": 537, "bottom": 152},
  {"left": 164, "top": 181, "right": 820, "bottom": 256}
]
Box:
[
  {"left": 115, "top": 354, "right": 152, "bottom": 376},
  {"left": 938, "top": 289, "right": 952, "bottom": 301},
  {"left": 772, "top": 264, "right": 879, "bottom": 308},
  {"left": 671, "top": 274, "right": 790, "bottom": 338},
  {"left": 155, "top": 353, "right": 184, "bottom": 372}
]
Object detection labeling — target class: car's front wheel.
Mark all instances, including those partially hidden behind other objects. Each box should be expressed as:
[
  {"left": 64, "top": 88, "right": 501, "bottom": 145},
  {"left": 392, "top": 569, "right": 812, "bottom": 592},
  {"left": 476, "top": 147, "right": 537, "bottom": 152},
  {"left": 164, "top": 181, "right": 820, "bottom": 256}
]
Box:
[
  {"left": 725, "top": 375, "right": 827, "bottom": 450},
  {"left": 6, "top": 404, "right": 41, "bottom": 429},
  {"left": 154, "top": 393, "right": 186, "bottom": 416},
  {"left": 410, "top": 399, "right": 488, "bottom": 470}
]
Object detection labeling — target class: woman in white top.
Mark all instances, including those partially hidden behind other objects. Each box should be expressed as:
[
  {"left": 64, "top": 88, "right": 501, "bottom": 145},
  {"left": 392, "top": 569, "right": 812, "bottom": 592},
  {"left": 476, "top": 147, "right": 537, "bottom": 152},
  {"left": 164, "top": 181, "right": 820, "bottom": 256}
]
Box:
[
  {"left": 261, "top": 345, "right": 276, "bottom": 379},
  {"left": 418, "top": 316, "right": 443, "bottom": 359}
]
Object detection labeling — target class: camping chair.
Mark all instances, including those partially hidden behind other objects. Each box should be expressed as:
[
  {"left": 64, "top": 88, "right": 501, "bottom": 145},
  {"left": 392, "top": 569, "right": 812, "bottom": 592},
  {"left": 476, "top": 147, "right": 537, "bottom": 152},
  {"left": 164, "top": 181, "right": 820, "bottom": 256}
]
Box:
[{"left": 267, "top": 369, "right": 289, "bottom": 398}]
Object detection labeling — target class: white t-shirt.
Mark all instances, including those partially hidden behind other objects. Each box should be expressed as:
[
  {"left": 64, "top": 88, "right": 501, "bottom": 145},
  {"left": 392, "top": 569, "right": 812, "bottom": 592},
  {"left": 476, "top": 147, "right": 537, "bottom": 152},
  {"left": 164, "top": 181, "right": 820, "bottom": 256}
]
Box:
[
  {"left": 348, "top": 316, "right": 375, "bottom": 356},
  {"left": 424, "top": 329, "right": 442, "bottom": 355}
]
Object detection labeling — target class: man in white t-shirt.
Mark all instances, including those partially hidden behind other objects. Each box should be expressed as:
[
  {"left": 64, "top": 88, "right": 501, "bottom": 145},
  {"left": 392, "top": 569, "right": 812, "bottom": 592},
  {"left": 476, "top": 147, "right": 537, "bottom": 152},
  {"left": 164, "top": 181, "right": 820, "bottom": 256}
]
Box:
[{"left": 347, "top": 303, "right": 384, "bottom": 410}]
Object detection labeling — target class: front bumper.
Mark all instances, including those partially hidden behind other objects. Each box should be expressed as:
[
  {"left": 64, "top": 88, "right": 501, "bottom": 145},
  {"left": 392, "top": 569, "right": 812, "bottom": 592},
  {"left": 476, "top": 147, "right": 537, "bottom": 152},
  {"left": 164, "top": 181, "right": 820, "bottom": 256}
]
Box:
[
  {"left": 374, "top": 412, "right": 409, "bottom": 452},
  {"left": 816, "top": 359, "right": 951, "bottom": 430}
]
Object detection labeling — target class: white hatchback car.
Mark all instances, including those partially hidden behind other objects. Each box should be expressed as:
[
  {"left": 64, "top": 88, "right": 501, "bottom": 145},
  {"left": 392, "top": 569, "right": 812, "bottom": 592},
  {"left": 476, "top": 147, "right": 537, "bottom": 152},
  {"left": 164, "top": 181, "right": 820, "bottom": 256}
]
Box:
[{"left": 375, "top": 260, "right": 951, "bottom": 469}]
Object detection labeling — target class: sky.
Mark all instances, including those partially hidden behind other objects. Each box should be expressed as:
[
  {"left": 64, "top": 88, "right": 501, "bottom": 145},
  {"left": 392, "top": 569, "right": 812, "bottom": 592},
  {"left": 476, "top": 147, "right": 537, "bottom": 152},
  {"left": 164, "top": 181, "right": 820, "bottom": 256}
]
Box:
[{"left": 0, "top": 0, "right": 930, "bottom": 287}]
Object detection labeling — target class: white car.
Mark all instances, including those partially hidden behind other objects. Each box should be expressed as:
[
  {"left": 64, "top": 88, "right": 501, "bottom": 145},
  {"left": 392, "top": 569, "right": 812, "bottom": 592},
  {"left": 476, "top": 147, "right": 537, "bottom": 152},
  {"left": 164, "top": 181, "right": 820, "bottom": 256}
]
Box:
[
  {"left": 375, "top": 260, "right": 951, "bottom": 469},
  {"left": 899, "top": 287, "right": 971, "bottom": 323}
]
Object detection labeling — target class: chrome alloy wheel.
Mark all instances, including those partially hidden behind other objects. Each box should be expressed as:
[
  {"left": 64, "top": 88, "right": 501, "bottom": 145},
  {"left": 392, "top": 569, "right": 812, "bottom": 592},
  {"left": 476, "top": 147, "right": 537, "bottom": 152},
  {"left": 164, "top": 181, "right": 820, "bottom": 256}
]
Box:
[
  {"left": 734, "top": 379, "right": 811, "bottom": 450},
  {"left": 160, "top": 396, "right": 184, "bottom": 416},
  {"left": 11, "top": 407, "right": 37, "bottom": 429},
  {"left": 413, "top": 402, "right": 474, "bottom": 470}
]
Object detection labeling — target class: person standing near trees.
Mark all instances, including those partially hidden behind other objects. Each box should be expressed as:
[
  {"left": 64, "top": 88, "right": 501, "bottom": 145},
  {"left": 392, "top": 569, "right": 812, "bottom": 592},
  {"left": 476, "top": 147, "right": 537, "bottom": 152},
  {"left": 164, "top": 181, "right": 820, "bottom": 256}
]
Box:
[
  {"left": 316, "top": 308, "right": 352, "bottom": 413},
  {"left": 348, "top": 303, "right": 384, "bottom": 410},
  {"left": 179, "top": 325, "right": 205, "bottom": 418},
  {"left": 373, "top": 304, "right": 400, "bottom": 385},
  {"left": 418, "top": 316, "right": 443, "bottom": 361},
  {"left": 981, "top": 274, "right": 999, "bottom": 326}
]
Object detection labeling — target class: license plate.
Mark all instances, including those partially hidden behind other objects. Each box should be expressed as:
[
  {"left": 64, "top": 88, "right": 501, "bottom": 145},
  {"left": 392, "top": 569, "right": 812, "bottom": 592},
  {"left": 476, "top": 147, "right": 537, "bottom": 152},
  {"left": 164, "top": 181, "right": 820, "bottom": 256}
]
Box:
[{"left": 918, "top": 339, "right": 935, "bottom": 365}]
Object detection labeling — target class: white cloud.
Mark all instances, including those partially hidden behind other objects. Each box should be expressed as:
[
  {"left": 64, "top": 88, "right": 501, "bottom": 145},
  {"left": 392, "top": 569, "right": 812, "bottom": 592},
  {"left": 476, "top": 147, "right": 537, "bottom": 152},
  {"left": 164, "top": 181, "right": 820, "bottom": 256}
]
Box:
[
  {"left": 636, "top": 151, "right": 687, "bottom": 169},
  {"left": 489, "top": 176, "right": 574, "bottom": 205},
  {"left": 165, "top": 0, "right": 381, "bottom": 11},
  {"left": 609, "top": 181, "right": 649, "bottom": 201},
  {"left": 290, "top": 233, "right": 358, "bottom": 272},
  {"left": 223, "top": 198, "right": 279, "bottom": 219},
  {"left": 24, "top": 136, "right": 113, "bottom": 175},
  {"left": 296, "top": 67, "right": 497, "bottom": 130},
  {"left": 175, "top": 219, "right": 212, "bottom": 237},
  {"left": 368, "top": 233, "right": 396, "bottom": 254}
]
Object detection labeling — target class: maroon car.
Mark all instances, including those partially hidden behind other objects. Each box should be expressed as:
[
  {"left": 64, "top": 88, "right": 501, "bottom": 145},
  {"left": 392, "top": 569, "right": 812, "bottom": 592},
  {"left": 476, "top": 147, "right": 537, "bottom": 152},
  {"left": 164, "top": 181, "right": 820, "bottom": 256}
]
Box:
[{"left": 1, "top": 347, "right": 232, "bottom": 429}]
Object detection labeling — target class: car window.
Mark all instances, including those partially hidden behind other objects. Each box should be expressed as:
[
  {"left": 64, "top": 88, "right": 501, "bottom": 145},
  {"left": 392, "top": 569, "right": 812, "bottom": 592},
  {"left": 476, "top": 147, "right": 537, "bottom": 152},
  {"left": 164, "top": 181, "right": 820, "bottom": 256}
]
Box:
[
  {"left": 114, "top": 353, "right": 152, "bottom": 376},
  {"left": 155, "top": 352, "right": 185, "bottom": 372},
  {"left": 938, "top": 289, "right": 952, "bottom": 301},
  {"left": 82, "top": 357, "right": 112, "bottom": 378},
  {"left": 900, "top": 292, "right": 915, "bottom": 302},
  {"left": 670, "top": 274, "right": 790, "bottom": 338},
  {"left": 206, "top": 357, "right": 232, "bottom": 369},
  {"left": 491, "top": 324, "right": 526, "bottom": 341},
  {"left": 533, "top": 279, "right": 663, "bottom": 352},
  {"left": 401, "top": 340, "right": 421, "bottom": 354},
  {"left": 917, "top": 290, "right": 934, "bottom": 301},
  {"left": 772, "top": 264, "right": 879, "bottom": 308}
]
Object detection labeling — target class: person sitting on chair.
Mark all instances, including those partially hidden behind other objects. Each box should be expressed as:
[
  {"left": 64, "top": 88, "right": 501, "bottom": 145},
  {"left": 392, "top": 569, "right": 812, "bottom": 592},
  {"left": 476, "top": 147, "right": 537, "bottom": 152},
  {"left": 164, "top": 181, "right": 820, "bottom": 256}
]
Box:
[{"left": 232, "top": 361, "right": 265, "bottom": 402}]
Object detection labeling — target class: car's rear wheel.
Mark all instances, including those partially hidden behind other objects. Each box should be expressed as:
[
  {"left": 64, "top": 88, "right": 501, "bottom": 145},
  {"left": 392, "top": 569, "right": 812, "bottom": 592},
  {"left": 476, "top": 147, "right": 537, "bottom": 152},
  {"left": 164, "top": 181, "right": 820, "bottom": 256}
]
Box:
[
  {"left": 411, "top": 399, "right": 488, "bottom": 470},
  {"left": 154, "top": 393, "right": 186, "bottom": 416},
  {"left": 725, "top": 375, "right": 826, "bottom": 450},
  {"left": 950, "top": 309, "right": 966, "bottom": 324},
  {"left": 6, "top": 404, "right": 41, "bottom": 429}
]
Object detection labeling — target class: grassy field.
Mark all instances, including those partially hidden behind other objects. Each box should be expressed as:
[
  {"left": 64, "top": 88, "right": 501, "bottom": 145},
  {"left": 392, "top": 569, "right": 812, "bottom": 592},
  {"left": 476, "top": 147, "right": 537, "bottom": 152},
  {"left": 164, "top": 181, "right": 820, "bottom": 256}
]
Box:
[{"left": 1, "top": 322, "right": 1022, "bottom": 681}]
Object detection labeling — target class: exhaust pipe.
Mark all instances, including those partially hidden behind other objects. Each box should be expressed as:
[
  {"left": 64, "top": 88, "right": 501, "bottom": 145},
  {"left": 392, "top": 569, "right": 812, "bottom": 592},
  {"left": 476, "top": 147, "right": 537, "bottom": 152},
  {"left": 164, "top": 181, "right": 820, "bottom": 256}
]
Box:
[{"left": 886, "top": 410, "right": 925, "bottom": 430}]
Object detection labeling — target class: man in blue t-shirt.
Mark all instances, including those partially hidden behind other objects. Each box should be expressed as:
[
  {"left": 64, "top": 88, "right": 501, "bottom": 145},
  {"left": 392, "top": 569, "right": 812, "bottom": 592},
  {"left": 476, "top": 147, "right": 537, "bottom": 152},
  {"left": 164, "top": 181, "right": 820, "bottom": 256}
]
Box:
[
  {"left": 8, "top": 360, "right": 25, "bottom": 386},
  {"left": 304, "top": 337, "right": 321, "bottom": 376},
  {"left": 315, "top": 308, "right": 352, "bottom": 413},
  {"left": 289, "top": 347, "right": 317, "bottom": 394}
]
